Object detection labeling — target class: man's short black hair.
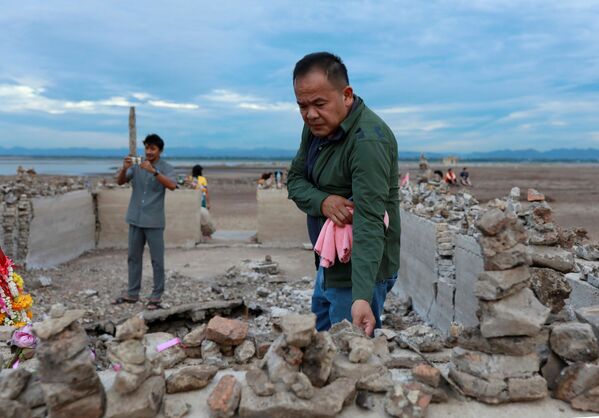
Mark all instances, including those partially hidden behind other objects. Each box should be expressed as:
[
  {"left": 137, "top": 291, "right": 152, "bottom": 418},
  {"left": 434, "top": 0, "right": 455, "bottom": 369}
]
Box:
[
  {"left": 143, "top": 133, "right": 164, "bottom": 151},
  {"left": 293, "top": 52, "right": 349, "bottom": 89},
  {"left": 192, "top": 164, "right": 203, "bottom": 177}
]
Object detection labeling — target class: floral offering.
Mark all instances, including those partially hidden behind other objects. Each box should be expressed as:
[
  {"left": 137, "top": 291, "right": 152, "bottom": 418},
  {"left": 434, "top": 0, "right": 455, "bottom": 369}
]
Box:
[{"left": 0, "top": 248, "right": 33, "bottom": 328}]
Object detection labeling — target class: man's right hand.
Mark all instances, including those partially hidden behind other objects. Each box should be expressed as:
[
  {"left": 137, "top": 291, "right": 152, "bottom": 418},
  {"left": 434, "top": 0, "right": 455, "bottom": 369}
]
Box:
[
  {"left": 321, "top": 195, "right": 354, "bottom": 227},
  {"left": 122, "top": 156, "right": 133, "bottom": 170}
]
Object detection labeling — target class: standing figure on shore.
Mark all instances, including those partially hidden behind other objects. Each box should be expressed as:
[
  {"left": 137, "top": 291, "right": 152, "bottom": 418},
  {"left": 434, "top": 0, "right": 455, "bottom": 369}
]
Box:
[
  {"left": 287, "top": 52, "right": 401, "bottom": 336},
  {"left": 188, "top": 164, "right": 216, "bottom": 241},
  {"left": 113, "top": 134, "right": 176, "bottom": 310}
]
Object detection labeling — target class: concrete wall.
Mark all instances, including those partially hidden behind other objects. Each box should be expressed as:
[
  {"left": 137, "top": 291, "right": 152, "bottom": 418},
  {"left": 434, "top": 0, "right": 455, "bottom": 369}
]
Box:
[
  {"left": 256, "top": 189, "right": 309, "bottom": 245},
  {"left": 397, "top": 209, "right": 438, "bottom": 325},
  {"left": 96, "top": 189, "right": 200, "bottom": 249},
  {"left": 395, "top": 209, "right": 484, "bottom": 334},
  {"left": 454, "top": 234, "right": 484, "bottom": 328},
  {"left": 26, "top": 190, "right": 95, "bottom": 268}
]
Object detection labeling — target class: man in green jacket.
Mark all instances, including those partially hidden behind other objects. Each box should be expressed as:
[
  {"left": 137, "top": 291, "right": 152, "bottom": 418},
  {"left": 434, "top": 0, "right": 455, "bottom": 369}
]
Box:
[{"left": 288, "top": 52, "right": 401, "bottom": 336}]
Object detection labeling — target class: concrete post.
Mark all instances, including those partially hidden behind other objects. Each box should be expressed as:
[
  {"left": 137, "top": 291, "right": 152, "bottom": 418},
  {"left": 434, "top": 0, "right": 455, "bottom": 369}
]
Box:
[{"left": 129, "top": 106, "right": 137, "bottom": 156}]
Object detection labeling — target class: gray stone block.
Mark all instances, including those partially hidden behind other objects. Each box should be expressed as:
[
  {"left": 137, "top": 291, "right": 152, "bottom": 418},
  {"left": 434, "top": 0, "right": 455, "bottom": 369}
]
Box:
[
  {"left": 566, "top": 273, "right": 599, "bottom": 309},
  {"left": 454, "top": 234, "right": 484, "bottom": 328}
]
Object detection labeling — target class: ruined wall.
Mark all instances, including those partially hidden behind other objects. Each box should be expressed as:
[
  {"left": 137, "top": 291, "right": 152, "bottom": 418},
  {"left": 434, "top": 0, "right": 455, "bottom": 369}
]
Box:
[
  {"left": 256, "top": 189, "right": 309, "bottom": 245},
  {"left": 397, "top": 209, "right": 483, "bottom": 334},
  {"left": 26, "top": 190, "right": 96, "bottom": 269},
  {"left": 96, "top": 189, "right": 200, "bottom": 249}
]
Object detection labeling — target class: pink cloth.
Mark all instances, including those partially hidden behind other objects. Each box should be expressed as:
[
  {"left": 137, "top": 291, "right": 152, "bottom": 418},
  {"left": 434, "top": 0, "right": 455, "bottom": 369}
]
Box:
[
  {"left": 314, "top": 208, "right": 389, "bottom": 268},
  {"left": 400, "top": 173, "right": 410, "bottom": 187}
]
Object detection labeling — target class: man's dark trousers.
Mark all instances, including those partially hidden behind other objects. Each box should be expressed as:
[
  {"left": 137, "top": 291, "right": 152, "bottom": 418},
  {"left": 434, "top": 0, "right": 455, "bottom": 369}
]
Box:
[{"left": 127, "top": 224, "right": 165, "bottom": 300}]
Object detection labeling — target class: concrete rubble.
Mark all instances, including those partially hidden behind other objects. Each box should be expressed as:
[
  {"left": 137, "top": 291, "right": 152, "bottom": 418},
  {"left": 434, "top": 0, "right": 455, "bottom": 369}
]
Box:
[
  {"left": 105, "top": 315, "right": 166, "bottom": 418},
  {"left": 398, "top": 178, "right": 599, "bottom": 412}
]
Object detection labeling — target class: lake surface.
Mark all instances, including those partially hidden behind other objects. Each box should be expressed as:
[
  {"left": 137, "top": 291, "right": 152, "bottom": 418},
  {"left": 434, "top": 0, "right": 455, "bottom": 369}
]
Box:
[{"left": 0, "top": 157, "right": 291, "bottom": 176}]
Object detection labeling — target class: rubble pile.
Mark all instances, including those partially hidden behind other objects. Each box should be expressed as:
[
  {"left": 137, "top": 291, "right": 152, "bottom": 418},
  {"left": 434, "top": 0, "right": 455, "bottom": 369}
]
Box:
[
  {"left": 33, "top": 304, "right": 106, "bottom": 417},
  {"left": 451, "top": 205, "right": 551, "bottom": 404},
  {"left": 400, "top": 181, "right": 481, "bottom": 234},
  {"left": 509, "top": 188, "right": 575, "bottom": 313},
  {"left": 105, "top": 315, "right": 166, "bottom": 418},
  {"left": 0, "top": 367, "right": 46, "bottom": 418},
  {"left": 548, "top": 317, "right": 599, "bottom": 412}
]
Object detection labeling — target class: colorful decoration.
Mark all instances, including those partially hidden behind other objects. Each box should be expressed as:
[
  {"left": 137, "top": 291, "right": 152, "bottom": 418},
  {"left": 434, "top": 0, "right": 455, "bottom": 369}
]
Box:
[{"left": 0, "top": 248, "right": 33, "bottom": 328}]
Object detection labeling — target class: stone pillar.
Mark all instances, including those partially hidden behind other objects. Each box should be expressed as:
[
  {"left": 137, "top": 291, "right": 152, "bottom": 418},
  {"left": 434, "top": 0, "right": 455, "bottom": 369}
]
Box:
[
  {"left": 451, "top": 206, "right": 550, "bottom": 404},
  {"left": 33, "top": 306, "right": 106, "bottom": 417},
  {"left": 129, "top": 106, "right": 137, "bottom": 157}
]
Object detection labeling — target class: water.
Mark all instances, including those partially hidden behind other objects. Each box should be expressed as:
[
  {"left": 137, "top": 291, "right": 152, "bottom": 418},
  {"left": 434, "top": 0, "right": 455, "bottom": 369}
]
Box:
[{"left": 0, "top": 157, "right": 290, "bottom": 176}]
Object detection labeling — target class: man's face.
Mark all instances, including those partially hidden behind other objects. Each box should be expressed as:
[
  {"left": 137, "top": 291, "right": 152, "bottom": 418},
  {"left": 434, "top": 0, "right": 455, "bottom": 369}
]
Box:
[
  {"left": 144, "top": 144, "right": 161, "bottom": 163},
  {"left": 294, "top": 70, "right": 353, "bottom": 138}
]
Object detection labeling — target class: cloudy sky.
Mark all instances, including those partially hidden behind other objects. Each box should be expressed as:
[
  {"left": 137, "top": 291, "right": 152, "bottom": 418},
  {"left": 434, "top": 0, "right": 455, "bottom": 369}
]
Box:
[{"left": 1, "top": 1, "right": 598, "bottom": 152}]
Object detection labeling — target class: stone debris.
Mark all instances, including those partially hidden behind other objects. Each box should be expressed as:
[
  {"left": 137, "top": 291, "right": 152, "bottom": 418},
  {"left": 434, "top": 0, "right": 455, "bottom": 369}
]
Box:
[
  {"left": 576, "top": 306, "right": 599, "bottom": 340},
  {"left": 448, "top": 204, "right": 551, "bottom": 404},
  {"left": 411, "top": 363, "right": 441, "bottom": 388},
  {"left": 550, "top": 322, "right": 599, "bottom": 363},
  {"left": 355, "top": 390, "right": 376, "bottom": 410},
  {"left": 527, "top": 188, "right": 545, "bottom": 202},
  {"left": 206, "top": 315, "right": 249, "bottom": 346},
  {"left": 397, "top": 324, "right": 444, "bottom": 353},
  {"left": 575, "top": 243, "right": 599, "bottom": 261},
  {"left": 31, "top": 306, "right": 105, "bottom": 418},
  {"left": 479, "top": 288, "right": 550, "bottom": 338},
  {"left": 529, "top": 268, "right": 571, "bottom": 314},
  {"left": 234, "top": 340, "right": 256, "bottom": 364},
  {"left": 162, "top": 398, "right": 191, "bottom": 418},
  {"left": 207, "top": 374, "right": 242, "bottom": 418},
  {"left": 143, "top": 332, "right": 187, "bottom": 369},
  {"left": 115, "top": 315, "right": 148, "bottom": 341},
  {"left": 555, "top": 362, "right": 599, "bottom": 413},
  {"left": 239, "top": 377, "right": 356, "bottom": 418},
  {"left": 475, "top": 265, "right": 531, "bottom": 301},
  {"left": 530, "top": 245, "right": 575, "bottom": 273},
  {"left": 384, "top": 384, "right": 432, "bottom": 418},
  {"left": 166, "top": 365, "right": 218, "bottom": 394},
  {"left": 105, "top": 315, "right": 165, "bottom": 418}
]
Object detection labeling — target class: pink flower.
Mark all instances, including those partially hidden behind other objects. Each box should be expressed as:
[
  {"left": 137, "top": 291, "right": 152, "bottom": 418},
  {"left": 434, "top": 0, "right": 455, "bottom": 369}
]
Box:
[{"left": 11, "top": 324, "right": 37, "bottom": 348}]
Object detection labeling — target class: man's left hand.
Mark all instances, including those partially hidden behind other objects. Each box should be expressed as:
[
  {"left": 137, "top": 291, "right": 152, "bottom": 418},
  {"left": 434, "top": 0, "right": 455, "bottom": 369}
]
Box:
[
  {"left": 351, "top": 299, "right": 376, "bottom": 336},
  {"left": 140, "top": 161, "right": 155, "bottom": 174}
]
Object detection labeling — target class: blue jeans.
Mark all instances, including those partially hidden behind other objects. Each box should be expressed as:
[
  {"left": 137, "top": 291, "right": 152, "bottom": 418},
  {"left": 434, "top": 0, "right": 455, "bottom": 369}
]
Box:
[{"left": 311, "top": 266, "right": 397, "bottom": 332}]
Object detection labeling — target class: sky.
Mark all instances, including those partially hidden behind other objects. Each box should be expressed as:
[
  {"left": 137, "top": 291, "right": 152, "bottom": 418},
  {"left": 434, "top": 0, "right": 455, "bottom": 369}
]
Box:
[{"left": 0, "top": 0, "right": 598, "bottom": 153}]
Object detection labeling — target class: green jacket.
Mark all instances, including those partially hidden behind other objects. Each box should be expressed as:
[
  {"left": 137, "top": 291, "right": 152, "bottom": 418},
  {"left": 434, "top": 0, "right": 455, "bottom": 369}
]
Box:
[{"left": 287, "top": 98, "right": 401, "bottom": 303}]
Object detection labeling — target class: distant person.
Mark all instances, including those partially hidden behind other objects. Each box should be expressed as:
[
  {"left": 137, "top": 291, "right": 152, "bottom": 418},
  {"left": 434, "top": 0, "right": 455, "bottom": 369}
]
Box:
[
  {"left": 114, "top": 134, "right": 177, "bottom": 310},
  {"left": 460, "top": 167, "right": 472, "bottom": 186},
  {"left": 188, "top": 164, "right": 215, "bottom": 241},
  {"left": 190, "top": 164, "right": 211, "bottom": 210},
  {"left": 257, "top": 172, "right": 274, "bottom": 189},
  {"left": 274, "top": 169, "right": 284, "bottom": 189},
  {"left": 433, "top": 170, "right": 444, "bottom": 183},
  {"left": 444, "top": 168, "right": 457, "bottom": 185}
]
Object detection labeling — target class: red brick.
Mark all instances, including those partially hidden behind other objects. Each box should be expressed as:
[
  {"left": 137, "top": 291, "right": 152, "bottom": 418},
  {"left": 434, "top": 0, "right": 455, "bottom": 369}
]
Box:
[
  {"left": 205, "top": 316, "right": 248, "bottom": 346},
  {"left": 412, "top": 363, "right": 441, "bottom": 388},
  {"left": 207, "top": 375, "right": 241, "bottom": 418}
]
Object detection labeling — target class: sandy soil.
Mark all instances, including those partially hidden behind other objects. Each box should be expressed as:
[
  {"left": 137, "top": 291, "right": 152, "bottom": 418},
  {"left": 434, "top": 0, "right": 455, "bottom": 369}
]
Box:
[{"left": 196, "top": 163, "right": 599, "bottom": 240}]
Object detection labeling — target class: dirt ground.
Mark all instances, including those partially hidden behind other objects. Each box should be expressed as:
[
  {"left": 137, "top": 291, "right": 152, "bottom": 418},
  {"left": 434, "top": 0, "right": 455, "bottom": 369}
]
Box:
[{"left": 201, "top": 163, "right": 599, "bottom": 240}]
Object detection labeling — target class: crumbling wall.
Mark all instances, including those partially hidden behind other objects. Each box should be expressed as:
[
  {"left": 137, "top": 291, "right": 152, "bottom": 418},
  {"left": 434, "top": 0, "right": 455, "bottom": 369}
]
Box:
[
  {"left": 398, "top": 209, "right": 484, "bottom": 334},
  {"left": 0, "top": 170, "right": 89, "bottom": 267},
  {"left": 96, "top": 189, "right": 200, "bottom": 249},
  {"left": 257, "top": 189, "right": 308, "bottom": 245},
  {"left": 26, "top": 190, "right": 96, "bottom": 269}
]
